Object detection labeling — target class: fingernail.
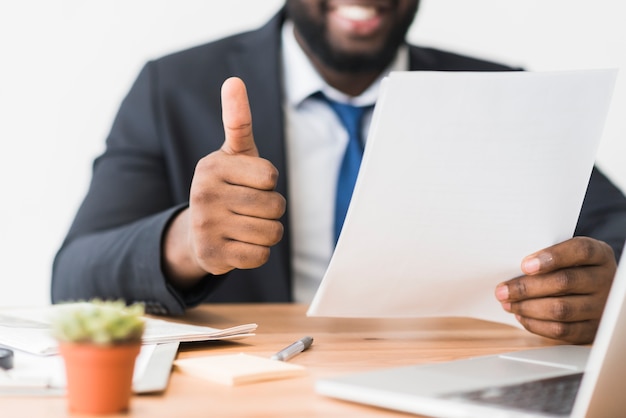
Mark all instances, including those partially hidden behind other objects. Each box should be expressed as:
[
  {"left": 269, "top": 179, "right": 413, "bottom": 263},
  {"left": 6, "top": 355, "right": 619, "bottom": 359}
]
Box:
[
  {"left": 501, "top": 302, "right": 511, "bottom": 312},
  {"left": 495, "top": 284, "right": 509, "bottom": 301},
  {"left": 522, "top": 256, "right": 541, "bottom": 274}
]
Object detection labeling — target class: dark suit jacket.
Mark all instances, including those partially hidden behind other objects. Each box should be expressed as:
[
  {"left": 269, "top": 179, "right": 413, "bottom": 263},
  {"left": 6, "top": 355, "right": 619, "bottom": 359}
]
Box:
[{"left": 51, "top": 10, "right": 626, "bottom": 315}]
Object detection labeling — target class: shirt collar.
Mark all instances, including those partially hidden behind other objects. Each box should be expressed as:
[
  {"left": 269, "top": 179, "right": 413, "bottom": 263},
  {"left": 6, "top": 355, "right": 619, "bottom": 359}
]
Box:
[{"left": 281, "top": 20, "right": 409, "bottom": 108}]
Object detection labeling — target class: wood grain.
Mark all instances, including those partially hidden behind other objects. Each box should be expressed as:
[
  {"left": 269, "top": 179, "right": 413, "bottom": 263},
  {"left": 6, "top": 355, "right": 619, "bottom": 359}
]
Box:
[{"left": 4, "top": 304, "right": 559, "bottom": 418}]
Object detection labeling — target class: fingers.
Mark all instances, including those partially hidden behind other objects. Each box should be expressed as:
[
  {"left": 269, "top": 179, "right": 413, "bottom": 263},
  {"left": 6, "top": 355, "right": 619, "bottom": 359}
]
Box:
[
  {"left": 497, "top": 238, "right": 615, "bottom": 302},
  {"left": 190, "top": 215, "right": 285, "bottom": 272},
  {"left": 494, "top": 237, "right": 616, "bottom": 343},
  {"left": 520, "top": 236, "right": 614, "bottom": 275},
  {"left": 497, "top": 264, "right": 609, "bottom": 302},
  {"left": 514, "top": 316, "right": 599, "bottom": 344},
  {"left": 503, "top": 294, "right": 603, "bottom": 323},
  {"left": 221, "top": 77, "right": 258, "bottom": 156},
  {"left": 499, "top": 284, "right": 608, "bottom": 343},
  {"left": 496, "top": 268, "right": 612, "bottom": 343},
  {"left": 187, "top": 142, "right": 286, "bottom": 276},
  {"left": 195, "top": 150, "right": 280, "bottom": 192},
  {"left": 190, "top": 157, "right": 286, "bottom": 239},
  {"left": 190, "top": 161, "right": 286, "bottom": 221},
  {"left": 164, "top": 77, "right": 282, "bottom": 280},
  {"left": 186, "top": 192, "right": 285, "bottom": 275}
]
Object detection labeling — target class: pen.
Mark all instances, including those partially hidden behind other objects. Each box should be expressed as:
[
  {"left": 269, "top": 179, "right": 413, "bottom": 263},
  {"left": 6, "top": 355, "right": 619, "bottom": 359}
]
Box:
[{"left": 270, "top": 336, "right": 314, "bottom": 361}]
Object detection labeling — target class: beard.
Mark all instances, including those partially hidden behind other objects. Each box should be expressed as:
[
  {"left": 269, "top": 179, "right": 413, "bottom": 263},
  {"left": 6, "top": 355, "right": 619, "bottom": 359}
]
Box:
[{"left": 286, "top": 1, "right": 419, "bottom": 73}]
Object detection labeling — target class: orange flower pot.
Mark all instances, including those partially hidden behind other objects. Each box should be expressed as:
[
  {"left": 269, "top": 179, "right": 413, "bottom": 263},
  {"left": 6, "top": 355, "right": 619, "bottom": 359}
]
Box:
[{"left": 59, "top": 342, "right": 141, "bottom": 415}]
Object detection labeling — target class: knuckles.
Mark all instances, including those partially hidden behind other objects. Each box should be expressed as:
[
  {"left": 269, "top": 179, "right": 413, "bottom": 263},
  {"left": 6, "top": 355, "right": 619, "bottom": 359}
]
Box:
[
  {"left": 550, "top": 300, "right": 575, "bottom": 322},
  {"left": 192, "top": 237, "right": 274, "bottom": 272},
  {"left": 545, "top": 320, "right": 595, "bottom": 344},
  {"left": 237, "top": 245, "right": 271, "bottom": 268},
  {"left": 552, "top": 269, "right": 578, "bottom": 293},
  {"left": 269, "top": 193, "right": 287, "bottom": 219},
  {"left": 267, "top": 220, "right": 285, "bottom": 244},
  {"left": 511, "top": 279, "right": 528, "bottom": 299},
  {"left": 570, "top": 236, "right": 597, "bottom": 262},
  {"left": 186, "top": 148, "right": 284, "bottom": 273},
  {"left": 569, "top": 236, "right": 615, "bottom": 265},
  {"left": 546, "top": 321, "right": 573, "bottom": 341},
  {"left": 261, "top": 163, "right": 280, "bottom": 191},
  {"left": 195, "top": 152, "right": 223, "bottom": 176}
]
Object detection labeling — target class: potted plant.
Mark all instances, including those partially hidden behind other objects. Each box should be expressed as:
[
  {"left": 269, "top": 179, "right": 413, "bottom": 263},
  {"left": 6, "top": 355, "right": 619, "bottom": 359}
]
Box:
[{"left": 51, "top": 299, "right": 145, "bottom": 415}]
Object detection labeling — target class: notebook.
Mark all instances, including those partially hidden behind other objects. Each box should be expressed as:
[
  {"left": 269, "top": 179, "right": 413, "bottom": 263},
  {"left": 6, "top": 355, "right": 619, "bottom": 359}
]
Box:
[{"left": 315, "top": 245, "right": 626, "bottom": 417}]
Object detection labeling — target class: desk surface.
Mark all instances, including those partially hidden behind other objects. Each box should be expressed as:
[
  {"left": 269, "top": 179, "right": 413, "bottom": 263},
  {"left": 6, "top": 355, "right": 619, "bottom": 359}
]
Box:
[{"left": 5, "top": 303, "right": 559, "bottom": 417}]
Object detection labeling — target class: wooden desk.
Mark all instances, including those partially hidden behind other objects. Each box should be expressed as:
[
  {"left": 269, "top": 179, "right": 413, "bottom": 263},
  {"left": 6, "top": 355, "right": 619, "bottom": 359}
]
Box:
[{"left": 4, "top": 304, "right": 559, "bottom": 417}]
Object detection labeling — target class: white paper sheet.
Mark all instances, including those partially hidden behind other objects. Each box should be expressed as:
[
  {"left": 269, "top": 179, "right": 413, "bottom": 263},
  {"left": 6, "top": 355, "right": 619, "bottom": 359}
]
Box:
[{"left": 308, "top": 70, "right": 617, "bottom": 328}]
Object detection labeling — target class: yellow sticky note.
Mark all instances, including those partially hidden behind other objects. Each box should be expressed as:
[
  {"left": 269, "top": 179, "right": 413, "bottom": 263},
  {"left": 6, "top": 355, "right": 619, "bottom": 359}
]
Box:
[{"left": 174, "top": 353, "right": 307, "bottom": 385}]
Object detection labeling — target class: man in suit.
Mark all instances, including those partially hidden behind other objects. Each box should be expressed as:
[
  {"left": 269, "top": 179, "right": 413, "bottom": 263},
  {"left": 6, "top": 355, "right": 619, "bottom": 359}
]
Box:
[{"left": 52, "top": 1, "right": 626, "bottom": 344}]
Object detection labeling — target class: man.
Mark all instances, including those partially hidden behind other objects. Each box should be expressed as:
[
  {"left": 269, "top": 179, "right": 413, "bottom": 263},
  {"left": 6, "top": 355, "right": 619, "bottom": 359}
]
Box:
[{"left": 52, "top": 1, "right": 626, "bottom": 344}]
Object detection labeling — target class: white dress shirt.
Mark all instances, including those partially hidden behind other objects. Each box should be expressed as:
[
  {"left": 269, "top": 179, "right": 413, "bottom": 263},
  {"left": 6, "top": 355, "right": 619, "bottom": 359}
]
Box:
[{"left": 280, "top": 20, "right": 408, "bottom": 303}]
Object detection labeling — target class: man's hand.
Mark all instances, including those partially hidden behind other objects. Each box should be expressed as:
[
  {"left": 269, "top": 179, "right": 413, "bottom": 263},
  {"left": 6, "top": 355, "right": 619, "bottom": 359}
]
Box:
[
  {"left": 163, "top": 77, "right": 286, "bottom": 287},
  {"left": 495, "top": 237, "right": 616, "bottom": 344}
]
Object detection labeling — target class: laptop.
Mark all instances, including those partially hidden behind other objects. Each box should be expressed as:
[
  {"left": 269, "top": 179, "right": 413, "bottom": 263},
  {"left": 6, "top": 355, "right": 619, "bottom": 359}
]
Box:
[{"left": 315, "top": 246, "right": 626, "bottom": 417}]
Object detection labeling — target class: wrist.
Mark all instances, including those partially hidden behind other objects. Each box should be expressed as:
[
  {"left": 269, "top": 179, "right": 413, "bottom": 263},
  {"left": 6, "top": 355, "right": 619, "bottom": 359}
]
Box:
[{"left": 162, "top": 209, "right": 206, "bottom": 289}]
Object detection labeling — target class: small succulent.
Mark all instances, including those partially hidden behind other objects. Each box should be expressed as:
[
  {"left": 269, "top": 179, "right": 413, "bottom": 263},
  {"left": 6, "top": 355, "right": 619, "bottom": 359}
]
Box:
[{"left": 51, "top": 300, "right": 145, "bottom": 345}]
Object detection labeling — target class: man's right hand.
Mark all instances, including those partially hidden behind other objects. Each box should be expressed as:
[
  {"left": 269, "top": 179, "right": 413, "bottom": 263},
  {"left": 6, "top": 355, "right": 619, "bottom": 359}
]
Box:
[{"left": 163, "top": 77, "right": 286, "bottom": 287}]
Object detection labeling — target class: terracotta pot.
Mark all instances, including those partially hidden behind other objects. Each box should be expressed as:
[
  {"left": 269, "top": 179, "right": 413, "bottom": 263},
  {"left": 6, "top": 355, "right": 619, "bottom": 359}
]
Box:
[{"left": 59, "top": 341, "right": 141, "bottom": 415}]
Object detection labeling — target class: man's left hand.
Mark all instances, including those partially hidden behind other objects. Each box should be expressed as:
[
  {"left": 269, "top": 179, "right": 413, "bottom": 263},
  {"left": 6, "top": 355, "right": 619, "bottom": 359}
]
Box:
[{"left": 495, "top": 237, "right": 616, "bottom": 344}]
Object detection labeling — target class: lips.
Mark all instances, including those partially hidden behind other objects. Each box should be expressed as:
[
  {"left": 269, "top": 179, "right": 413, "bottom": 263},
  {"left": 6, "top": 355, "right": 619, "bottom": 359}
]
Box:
[
  {"left": 327, "top": 2, "right": 386, "bottom": 36},
  {"left": 334, "top": 4, "right": 378, "bottom": 21}
]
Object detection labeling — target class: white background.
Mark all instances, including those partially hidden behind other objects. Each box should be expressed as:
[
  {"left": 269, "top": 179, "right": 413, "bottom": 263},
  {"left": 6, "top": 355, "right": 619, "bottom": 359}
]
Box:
[{"left": 1, "top": 0, "right": 624, "bottom": 308}]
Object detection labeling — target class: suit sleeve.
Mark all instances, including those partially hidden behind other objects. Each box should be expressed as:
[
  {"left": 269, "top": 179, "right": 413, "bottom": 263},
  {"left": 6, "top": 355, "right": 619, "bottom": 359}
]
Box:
[
  {"left": 575, "top": 167, "right": 626, "bottom": 261},
  {"left": 51, "top": 63, "right": 223, "bottom": 315}
]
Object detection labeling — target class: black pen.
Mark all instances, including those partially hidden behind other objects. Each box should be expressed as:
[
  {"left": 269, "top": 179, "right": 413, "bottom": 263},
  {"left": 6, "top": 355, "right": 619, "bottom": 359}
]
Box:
[{"left": 270, "top": 336, "right": 314, "bottom": 361}]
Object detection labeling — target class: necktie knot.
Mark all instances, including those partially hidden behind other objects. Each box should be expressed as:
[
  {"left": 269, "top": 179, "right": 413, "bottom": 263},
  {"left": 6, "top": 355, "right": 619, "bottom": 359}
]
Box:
[
  {"left": 315, "top": 93, "right": 373, "bottom": 244},
  {"left": 321, "top": 99, "right": 369, "bottom": 153}
]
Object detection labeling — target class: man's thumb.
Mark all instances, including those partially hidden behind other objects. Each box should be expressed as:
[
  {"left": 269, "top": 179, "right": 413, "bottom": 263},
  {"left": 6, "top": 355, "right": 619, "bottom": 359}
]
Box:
[{"left": 221, "top": 77, "right": 258, "bottom": 156}]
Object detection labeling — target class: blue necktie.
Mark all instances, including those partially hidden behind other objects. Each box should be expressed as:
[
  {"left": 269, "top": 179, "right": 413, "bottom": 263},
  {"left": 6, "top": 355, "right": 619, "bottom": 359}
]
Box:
[{"left": 318, "top": 94, "right": 372, "bottom": 244}]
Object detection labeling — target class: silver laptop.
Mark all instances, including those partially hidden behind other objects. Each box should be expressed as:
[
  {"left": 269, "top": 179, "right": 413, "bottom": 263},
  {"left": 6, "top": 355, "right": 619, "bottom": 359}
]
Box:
[{"left": 316, "top": 247, "right": 626, "bottom": 417}]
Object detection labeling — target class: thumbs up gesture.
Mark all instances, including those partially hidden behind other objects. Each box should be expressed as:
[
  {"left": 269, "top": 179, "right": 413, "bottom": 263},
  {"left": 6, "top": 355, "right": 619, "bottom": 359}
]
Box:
[{"left": 163, "top": 77, "right": 286, "bottom": 284}]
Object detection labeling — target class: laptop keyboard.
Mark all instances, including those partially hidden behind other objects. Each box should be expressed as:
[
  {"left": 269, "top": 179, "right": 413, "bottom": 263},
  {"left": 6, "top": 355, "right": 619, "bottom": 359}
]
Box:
[{"left": 441, "top": 372, "right": 583, "bottom": 416}]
